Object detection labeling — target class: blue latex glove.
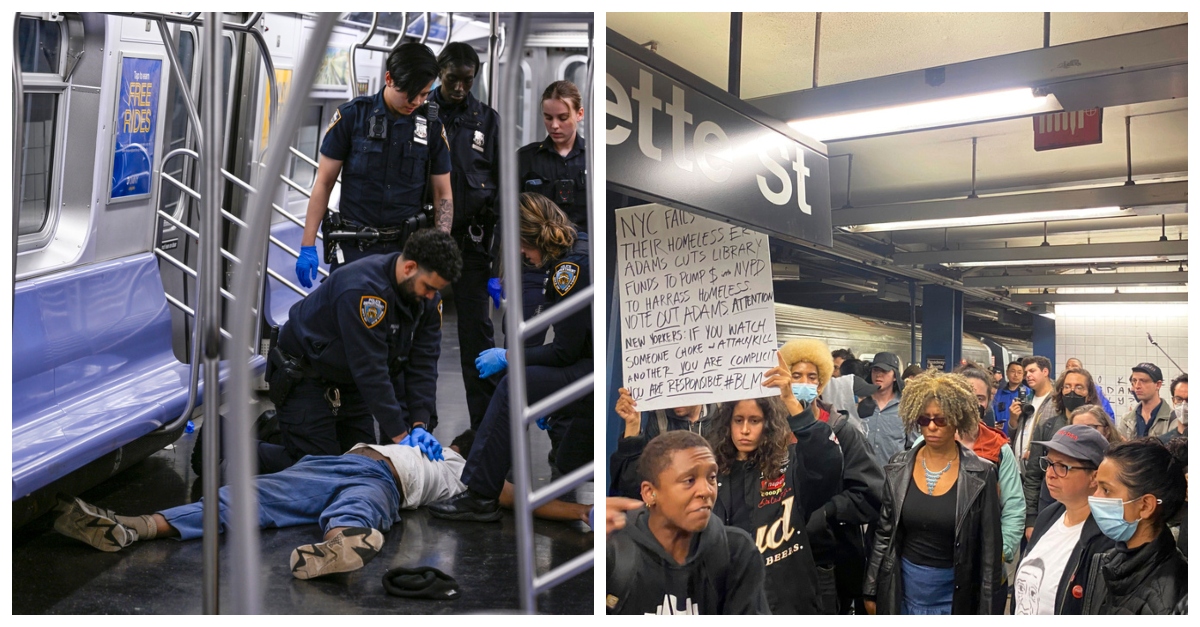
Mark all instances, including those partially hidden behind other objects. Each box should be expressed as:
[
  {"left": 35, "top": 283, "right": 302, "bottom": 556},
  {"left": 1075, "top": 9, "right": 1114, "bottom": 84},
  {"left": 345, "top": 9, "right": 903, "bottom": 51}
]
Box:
[
  {"left": 536, "top": 416, "right": 550, "bottom": 430},
  {"left": 487, "top": 278, "right": 504, "bottom": 309},
  {"left": 476, "top": 347, "right": 508, "bottom": 378},
  {"left": 399, "top": 426, "right": 444, "bottom": 462},
  {"left": 295, "top": 246, "right": 320, "bottom": 288}
]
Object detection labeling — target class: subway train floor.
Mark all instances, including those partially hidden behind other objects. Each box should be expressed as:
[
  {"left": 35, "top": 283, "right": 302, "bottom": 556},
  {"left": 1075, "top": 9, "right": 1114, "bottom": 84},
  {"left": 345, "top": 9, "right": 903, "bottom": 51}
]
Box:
[{"left": 12, "top": 304, "right": 594, "bottom": 614}]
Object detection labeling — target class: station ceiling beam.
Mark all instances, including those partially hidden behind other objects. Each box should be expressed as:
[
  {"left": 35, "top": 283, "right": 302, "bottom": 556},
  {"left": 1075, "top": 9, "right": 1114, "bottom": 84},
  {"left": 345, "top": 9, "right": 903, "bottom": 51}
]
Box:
[
  {"left": 892, "top": 240, "right": 1188, "bottom": 267},
  {"left": 749, "top": 25, "right": 1186, "bottom": 123},
  {"left": 1016, "top": 292, "right": 1187, "bottom": 304},
  {"left": 832, "top": 181, "right": 1186, "bottom": 229},
  {"left": 963, "top": 270, "right": 1187, "bottom": 288}
]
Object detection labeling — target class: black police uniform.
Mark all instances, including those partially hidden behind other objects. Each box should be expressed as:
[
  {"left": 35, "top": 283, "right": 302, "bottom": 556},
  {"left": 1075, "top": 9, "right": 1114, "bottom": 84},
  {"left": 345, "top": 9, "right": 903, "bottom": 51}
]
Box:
[
  {"left": 259, "top": 253, "right": 442, "bottom": 473},
  {"left": 458, "top": 235, "right": 593, "bottom": 499},
  {"left": 517, "top": 134, "right": 589, "bottom": 232},
  {"left": 320, "top": 89, "right": 452, "bottom": 270},
  {"left": 428, "top": 87, "right": 500, "bottom": 430}
]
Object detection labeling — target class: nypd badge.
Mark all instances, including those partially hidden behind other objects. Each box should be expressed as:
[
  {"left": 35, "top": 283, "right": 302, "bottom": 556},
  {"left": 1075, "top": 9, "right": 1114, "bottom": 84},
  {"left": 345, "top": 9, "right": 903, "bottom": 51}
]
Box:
[
  {"left": 552, "top": 262, "right": 580, "bottom": 296},
  {"left": 414, "top": 115, "right": 428, "bottom": 145},
  {"left": 472, "top": 129, "right": 485, "bottom": 153},
  {"left": 360, "top": 295, "right": 387, "bottom": 328}
]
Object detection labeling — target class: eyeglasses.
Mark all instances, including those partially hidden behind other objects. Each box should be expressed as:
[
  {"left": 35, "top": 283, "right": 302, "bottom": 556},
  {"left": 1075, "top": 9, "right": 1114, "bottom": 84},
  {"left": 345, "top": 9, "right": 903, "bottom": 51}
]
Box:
[
  {"left": 1039, "top": 456, "right": 1096, "bottom": 477},
  {"left": 917, "top": 416, "right": 948, "bottom": 427},
  {"left": 1172, "top": 396, "right": 1187, "bottom": 405}
]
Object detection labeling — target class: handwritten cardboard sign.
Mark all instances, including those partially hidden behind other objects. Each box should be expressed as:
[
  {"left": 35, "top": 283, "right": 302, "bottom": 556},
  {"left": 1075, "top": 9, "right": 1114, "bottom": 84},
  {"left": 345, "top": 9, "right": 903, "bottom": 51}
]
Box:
[{"left": 616, "top": 204, "right": 778, "bottom": 411}]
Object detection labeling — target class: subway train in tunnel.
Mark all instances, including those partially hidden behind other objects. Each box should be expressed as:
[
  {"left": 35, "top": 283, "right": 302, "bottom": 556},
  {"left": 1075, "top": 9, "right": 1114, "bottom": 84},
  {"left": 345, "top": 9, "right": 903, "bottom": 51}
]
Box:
[
  {"left": 774, "top": 302, "right": 1034, "bottom": 370},
  {"left": 12, "top": 11, "right": 593, "bottom": 614}
]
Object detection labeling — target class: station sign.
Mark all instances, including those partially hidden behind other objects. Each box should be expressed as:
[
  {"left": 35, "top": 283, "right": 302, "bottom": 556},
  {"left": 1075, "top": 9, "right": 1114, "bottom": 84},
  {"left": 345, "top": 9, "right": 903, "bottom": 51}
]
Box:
[
  {"left": 1033, "top": 108, "right": 1102, "bottom": 151},
  {"left": 607, "top": 31, "right": 833, "bottom": 247}
]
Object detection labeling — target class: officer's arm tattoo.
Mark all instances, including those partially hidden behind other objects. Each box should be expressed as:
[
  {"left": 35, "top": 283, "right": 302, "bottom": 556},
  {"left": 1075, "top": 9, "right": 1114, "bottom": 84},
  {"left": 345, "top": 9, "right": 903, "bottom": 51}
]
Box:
[{"left": 436, "top": 198, "right": 453, "bottom": 233}]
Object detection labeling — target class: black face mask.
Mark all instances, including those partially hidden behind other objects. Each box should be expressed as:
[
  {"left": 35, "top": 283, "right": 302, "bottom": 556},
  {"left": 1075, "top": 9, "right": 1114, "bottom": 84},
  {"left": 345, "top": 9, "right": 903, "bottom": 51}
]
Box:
[
  {"left": 979, "top": 405, "right": 989, "bottom": 420},
  {"left": 1063, "top": 392, "right": 1087, "bottom": 413}
]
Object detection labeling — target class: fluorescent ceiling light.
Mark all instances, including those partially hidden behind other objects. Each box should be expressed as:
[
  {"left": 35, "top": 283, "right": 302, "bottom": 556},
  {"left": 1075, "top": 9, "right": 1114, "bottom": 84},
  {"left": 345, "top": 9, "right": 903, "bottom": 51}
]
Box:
[
  {"left": 1016, "top": 286, "right": 1188, "bottom": 295},
  {"left": 850, "top": 206, "right": 1127, "bottom": 233},
  {"left": 944, "top": 255, "right": 1186, "bottom": 268},
  {"left": 789, "top": 88, "right": 1061, "bottom": 141}
]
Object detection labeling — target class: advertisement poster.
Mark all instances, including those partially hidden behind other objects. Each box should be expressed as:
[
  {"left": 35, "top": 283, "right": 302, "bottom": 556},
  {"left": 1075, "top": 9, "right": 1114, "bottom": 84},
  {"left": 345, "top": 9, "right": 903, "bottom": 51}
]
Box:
[{"left": 110, "top": 55, "right": 163, "bottom": 201}]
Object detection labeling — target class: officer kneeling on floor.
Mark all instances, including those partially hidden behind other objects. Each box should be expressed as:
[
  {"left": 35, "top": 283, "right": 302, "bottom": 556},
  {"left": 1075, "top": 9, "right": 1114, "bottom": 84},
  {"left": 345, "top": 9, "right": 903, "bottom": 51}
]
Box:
[{"left": 260, "top": 229, "right": 463, "bottom": 474}]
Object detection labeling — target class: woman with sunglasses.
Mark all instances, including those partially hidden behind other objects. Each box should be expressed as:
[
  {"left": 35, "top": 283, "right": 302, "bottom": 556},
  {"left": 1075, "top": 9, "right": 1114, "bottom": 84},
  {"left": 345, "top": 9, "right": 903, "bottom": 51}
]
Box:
[
  {"left": 1013, "top": 424, "right": 1114, "bottom": 614},
  {"left": 863, "top": 371, "right": 1003, "bottom": 615},
  {"left": 1070, "top": 404, "right": 1126, "bottom": 446},
  {"left": 1081, "top": 437, "right": 1187, "bottom": 614}
]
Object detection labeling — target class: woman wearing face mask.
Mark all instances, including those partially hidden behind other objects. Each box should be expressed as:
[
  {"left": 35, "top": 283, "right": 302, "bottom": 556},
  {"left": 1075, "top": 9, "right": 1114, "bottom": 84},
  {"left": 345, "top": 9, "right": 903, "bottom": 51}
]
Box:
[
  {"left": 774, "top": 338, "right": 884, "bottom": 614},
  {"left": 1023, "top": 367, "right": 1102, "bottom": 536},
  {"left": 1082, "top": 438, "right": 1188, "bottom": 614},
  {"left": 708, "top": 393, "right": 844, "bottom": 614},
  {"left": 1013, "top": 424, "right": 1115, "bottom": 614},
  {"left": 863, "top": 371, "right": 1003, "bottom": 615},
  {"left": 1071, "top": 405, "right": 1127, "bottom": 446}
]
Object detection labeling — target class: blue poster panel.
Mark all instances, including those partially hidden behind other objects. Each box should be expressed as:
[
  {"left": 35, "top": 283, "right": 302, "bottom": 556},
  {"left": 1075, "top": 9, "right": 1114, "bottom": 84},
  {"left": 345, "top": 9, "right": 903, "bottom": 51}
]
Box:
[{"left": 110, "top": 56, "right": 162, "bottom": 200}]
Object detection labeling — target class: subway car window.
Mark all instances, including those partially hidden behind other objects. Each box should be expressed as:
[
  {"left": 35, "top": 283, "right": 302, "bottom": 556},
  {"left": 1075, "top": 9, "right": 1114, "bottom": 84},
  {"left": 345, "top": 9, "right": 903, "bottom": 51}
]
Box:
[
  {"left": 158, "top": 31, "right": 197, "bottom": 221},
  {"left": 18, "top": 17, "right": 61, "bottom": 74},
  {"left": 288, "top": 104, "right": 323, "bottom": 193},
  {"left": 18, "top": 93, "right": 59, "bottom": 236}
]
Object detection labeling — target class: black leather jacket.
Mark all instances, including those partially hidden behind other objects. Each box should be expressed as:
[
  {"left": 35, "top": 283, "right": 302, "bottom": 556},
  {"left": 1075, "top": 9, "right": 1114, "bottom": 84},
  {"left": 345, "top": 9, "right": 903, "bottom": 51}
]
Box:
[
  {"left": 1082, "top": 528, "right": 1188, "bottom": 615},
  {"left": 863, "top": 441, "right": 1003, "bottom": 614}
]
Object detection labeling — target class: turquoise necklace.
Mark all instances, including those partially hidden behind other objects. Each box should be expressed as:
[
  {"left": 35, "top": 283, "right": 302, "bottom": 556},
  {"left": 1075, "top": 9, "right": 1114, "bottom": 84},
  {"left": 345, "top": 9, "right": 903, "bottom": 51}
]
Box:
[{"left": 920, "top": 451, "right": 954, "bottom": 494}]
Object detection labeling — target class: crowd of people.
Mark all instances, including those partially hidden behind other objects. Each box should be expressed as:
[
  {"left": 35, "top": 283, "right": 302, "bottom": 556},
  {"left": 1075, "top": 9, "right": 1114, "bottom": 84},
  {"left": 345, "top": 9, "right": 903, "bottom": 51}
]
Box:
[
  {"left": 607, "top": 344, "right": 1188, "bottom": 615},
  {"left": 52, "top": 42, "right": 594, "bottom": 579}
]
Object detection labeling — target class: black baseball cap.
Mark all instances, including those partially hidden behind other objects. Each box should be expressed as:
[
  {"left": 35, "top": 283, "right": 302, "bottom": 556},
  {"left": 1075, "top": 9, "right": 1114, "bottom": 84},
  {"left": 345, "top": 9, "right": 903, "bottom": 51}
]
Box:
[
  {"left": 870, "top": 352, "right": 902, "bottom": 376},
  {"left": 1033, "top": 424, "right": 1109, "bottom": 467},
  {"left": 1132, "top": 362, "right": 1164, "bottom": 383}
]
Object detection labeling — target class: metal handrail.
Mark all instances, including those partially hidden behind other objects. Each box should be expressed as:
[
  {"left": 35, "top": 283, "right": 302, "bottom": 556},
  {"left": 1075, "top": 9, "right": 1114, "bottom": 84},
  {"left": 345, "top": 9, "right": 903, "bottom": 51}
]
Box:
[
  {"left": 224, "top": 11, "right": 340, "bottom": 614},
  {"left": 14, "top": 15, "right": 25, "bottom": 293},
  {"left": 418, "top": 12, "right": 430, "bottom": 45}
]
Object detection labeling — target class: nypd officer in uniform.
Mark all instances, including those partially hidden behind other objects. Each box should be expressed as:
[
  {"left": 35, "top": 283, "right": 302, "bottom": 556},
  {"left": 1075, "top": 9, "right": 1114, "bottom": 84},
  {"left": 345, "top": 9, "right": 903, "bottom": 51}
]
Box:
[
  {"left": 260, "top": 229, "right": 463, "bottom": 474},
  {"left": 295, "top": 42, "right": 453, "bottom": 285},
  {"left": 428, "top": 42, "right": 502, "bottom": 431},
  {"left": 428, "top": 193, "right": 592, "bottom": 521}
]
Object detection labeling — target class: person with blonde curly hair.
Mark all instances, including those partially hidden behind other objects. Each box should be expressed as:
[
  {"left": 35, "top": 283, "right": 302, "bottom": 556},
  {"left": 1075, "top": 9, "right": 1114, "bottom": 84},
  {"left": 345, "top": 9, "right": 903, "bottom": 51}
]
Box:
[
  {"left": 776, "top": 338, "right": 884, "bottom": 614},
  {"left": 707, "top": 392, "right": 844, "bottom": 614},
  {"left": 864, "top": 371, "right": 1003, "bottom": 615}
]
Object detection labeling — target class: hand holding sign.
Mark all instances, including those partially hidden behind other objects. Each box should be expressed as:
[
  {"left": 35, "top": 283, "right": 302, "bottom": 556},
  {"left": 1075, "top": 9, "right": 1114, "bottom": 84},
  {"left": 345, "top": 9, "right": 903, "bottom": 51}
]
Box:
[
  {"left": 616, "top": 388, "right": 642, "bottom": 438},
  {"left": 763, "top": 351, "right": 804, "bottom": 416}
]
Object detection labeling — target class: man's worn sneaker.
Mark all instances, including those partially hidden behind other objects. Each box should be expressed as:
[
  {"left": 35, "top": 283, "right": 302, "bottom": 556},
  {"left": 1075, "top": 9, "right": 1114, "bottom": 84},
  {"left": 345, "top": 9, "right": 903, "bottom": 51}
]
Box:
[
  {"left": 427, "top": 490, "right": 502, "bottom": 522},
  {"left": 290, "top": 527, "right": 384, "bottom": 580},
  {"left": 53, "top": 495, "right": 136, "bottom": 552}
]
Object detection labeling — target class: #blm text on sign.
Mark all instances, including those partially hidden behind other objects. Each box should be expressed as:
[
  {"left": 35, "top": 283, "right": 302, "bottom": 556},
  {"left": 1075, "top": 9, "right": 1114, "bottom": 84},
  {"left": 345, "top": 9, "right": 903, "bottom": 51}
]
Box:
[{"left": 616, "top": 204, "right": 779, "bottom": 412}]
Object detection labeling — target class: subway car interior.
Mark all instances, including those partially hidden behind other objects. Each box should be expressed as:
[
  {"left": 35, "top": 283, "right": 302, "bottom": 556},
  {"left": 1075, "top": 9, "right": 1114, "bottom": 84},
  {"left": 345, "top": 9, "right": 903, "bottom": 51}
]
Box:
[
  {"left": 12, "top": 11, "right": 593, "bottom": 614},
  {"left": 606, "top": 13, "right": 1187, "bottom": 479}
]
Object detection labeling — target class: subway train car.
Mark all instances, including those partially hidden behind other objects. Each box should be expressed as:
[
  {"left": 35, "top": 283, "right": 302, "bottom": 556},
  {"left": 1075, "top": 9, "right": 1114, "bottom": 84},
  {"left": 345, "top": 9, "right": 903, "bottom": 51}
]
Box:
[
  {"left": 775, "top": 302, "right": 1033, "bottom": 370},
  {"left": 12, "top": 11, "right": 592, "bottom": 614}
]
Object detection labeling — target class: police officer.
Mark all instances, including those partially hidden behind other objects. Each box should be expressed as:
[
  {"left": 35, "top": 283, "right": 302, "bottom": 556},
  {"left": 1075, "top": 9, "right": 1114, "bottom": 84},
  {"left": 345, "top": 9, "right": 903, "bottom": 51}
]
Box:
[
  {"left": 260, "top": 229, "right": 463, "bottom": 474},
  {"left": 295, "top": 43, "right": 453, "bottom": 285},
  {"left": 517, "top": 80, "right": 588, "bottom": 233},
  {"left": 427, "top": 193, "right": 592, "bottom": 521},
  {"left": 428, "top": 42, "right": 501, "bottom": 430}
]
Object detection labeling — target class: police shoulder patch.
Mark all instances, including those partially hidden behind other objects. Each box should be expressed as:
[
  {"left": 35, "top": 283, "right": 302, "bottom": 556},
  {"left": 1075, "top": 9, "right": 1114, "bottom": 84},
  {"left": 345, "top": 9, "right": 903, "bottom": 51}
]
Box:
[
  {"left": 360, "top": 295, "right": 387, "bottom": 328},
  {"left": 552, "top": 262, "right": 580, "bottom": 296},
  {"left": 326, "top": 108, "right": 342, "bottom": 133}
]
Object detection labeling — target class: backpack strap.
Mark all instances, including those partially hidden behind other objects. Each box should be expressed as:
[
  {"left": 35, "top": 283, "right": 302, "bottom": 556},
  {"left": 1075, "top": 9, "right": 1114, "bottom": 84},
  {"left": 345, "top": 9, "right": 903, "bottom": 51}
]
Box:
[
  {"left": 698, "top": 525, "right": 732, "bottom": 613},
  {"left": 606, "top": 530, "right": 639, "bottom": 613}
]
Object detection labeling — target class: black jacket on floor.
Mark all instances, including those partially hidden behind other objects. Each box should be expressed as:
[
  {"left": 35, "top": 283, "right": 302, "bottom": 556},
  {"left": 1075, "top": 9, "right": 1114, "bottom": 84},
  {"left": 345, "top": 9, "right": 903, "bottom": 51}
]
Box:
[
  {"left": 863, "top": 441, "right": 1003, "bottom": 614},
  {"left": 1082, "top": 528, "right": 1188, "bottom": 615},
  {"left": 1024, "top": 501, "right": 1116, "bottom": 614},
  {"left": 606, "top": 507, "right": 771, "bottom": 615}
]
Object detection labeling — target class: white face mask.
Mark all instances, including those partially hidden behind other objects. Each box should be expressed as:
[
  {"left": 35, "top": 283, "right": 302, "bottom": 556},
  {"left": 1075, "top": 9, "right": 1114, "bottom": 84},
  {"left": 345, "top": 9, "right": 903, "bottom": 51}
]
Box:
[{"left": 1175, "top": 402, "right": 1187, "bottom": 425}]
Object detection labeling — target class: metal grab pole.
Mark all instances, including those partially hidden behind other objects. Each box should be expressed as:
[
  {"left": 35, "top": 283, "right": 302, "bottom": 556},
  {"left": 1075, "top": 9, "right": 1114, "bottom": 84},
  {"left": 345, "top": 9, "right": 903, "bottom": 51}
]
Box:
[
  {"left": 198, "top": 12, "right": 224, "bottom": 615},
  {"left": 498, "top": 12, "right": 534, "bottom": 614},
  {"left": 225, "top": 11, "right": 340, "bottom": 615},
  {"left": 14, "top": 16, "right": 25, "bottom": 287},
  {"left": 487, "top": 13, "right": 499, "bottom": 110}
]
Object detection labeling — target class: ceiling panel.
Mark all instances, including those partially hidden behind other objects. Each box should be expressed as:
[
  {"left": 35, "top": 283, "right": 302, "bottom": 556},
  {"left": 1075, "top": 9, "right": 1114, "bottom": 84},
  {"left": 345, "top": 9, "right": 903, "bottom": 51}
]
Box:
[
  {"left": 1049, "top": 12, "right": 1188, "bottom": 45},
  {"left": 608, "top": 12, "right": 729, "bottom": 90}
]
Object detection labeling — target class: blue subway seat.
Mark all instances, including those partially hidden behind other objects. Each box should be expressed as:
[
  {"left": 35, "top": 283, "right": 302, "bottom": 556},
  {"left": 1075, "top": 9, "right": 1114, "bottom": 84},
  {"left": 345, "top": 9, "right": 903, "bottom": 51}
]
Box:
[
  {"left": 12, "top": 253, "right": 264, "bottom": 499},
  {"left": 265, "top": 219, "right": 324, "bottom": 327}
]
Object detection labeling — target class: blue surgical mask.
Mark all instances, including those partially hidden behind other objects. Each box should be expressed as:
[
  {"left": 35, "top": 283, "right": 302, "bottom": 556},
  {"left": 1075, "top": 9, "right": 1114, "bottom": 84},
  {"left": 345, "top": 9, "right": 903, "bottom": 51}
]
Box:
[
  {"left": 792, "top": 383, "right": 819, "bottom": 403},
  {"left": 1087, "top": 495, "right": 1141, "bottom": 542}
]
